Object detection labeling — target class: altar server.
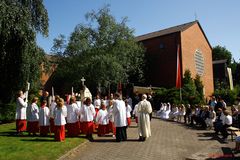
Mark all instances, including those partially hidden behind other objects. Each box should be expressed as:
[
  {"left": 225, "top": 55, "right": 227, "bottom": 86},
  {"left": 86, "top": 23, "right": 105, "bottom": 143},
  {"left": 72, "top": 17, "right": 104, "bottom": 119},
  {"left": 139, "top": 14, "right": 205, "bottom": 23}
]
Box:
[
  {"left": 54, "top": 98, "right": 67, "bottom": 142},
  {"left": 80, "top": 97, "right": 96, "bottom": 141},
  {"left": 96, "top": 102, "right": 109, "bottom": 136},
  {"left": 39, "top": 100, "right": 50, "bottom": 136},
  {"left": 27, "top": 97, "right": 39, "bottom": 135},
  {"left": 66, "top": 97, "right": 80, "bottom": 137},
  {"left": 16, "top": 90, "right": 28, "bottom": 135},
  {"left": 125, "top": 99, "right": 132, "bottom": 126}
]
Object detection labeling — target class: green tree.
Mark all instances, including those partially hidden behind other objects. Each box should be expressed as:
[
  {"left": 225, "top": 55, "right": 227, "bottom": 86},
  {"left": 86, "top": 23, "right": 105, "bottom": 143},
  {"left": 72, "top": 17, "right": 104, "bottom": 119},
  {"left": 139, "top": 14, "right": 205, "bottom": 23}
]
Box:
[
  {"left": 0, "top": 0, "right": 49, "bottom": 103},
  {"left": 182, "top": 70, "right": 197, "bottom": 104},
  {"left": 194, "top": 74, "right": 204, "bottom": 104},
  {"left": 52, "top": 6, "right": 145, "bottom": 94},
  {"left": 212, "top": 45, "right": 232, "bottom": 65}
]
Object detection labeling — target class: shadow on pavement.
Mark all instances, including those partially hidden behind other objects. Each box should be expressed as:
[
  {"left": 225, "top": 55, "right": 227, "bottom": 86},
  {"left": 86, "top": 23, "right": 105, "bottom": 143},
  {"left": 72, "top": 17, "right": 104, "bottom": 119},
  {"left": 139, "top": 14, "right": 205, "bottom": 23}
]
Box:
[{"left": 205, "top": 147, "right": 235, "bottom": 160}]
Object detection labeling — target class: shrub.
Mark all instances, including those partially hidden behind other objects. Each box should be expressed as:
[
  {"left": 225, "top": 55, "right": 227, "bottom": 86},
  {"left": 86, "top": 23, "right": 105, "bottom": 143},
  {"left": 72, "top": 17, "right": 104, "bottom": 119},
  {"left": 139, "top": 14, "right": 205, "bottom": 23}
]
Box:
[{"left": 0, "top": 103, "right": 16, "bottom": 123}]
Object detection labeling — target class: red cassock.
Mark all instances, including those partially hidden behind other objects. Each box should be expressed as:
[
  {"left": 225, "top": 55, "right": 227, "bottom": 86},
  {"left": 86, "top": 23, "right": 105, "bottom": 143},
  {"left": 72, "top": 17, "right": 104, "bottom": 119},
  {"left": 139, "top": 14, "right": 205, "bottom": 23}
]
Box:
[
  {"left": 127, "top": 117, "right": 131, "bottom": 126},
  {"left": 40, "top": 126, "right": 49, "bottom": 136},
  {"left": 81, "top": 122, "right": 94, "bottom": 134},
  {"left": 97, "top": 124, "right": 108, "bottom": 136},
  {"left": 55, "top": 125, "right": 65, "bottom": 141},
  {"left": 67, "top": 121, "right": 80, "bottom": 137},
  {"left": 50, "top": 118, "right": 55, "bottom": 134},
  {"left": 135, "top": 117, "right": 138, "bottom": 123},
  {"left": 27, "top": 121, "right": 39, "bottom": 134},
  {"left": 16, "top": 119, "right": 27, "bottom": 132},
  {"left": 107, "top": 121, "right": 116, "bottom": 135}
]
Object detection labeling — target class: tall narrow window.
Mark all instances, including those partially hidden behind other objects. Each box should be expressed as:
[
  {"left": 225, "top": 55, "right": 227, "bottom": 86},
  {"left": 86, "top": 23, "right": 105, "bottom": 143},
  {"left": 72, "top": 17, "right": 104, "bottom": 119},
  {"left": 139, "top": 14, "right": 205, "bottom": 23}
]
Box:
[{"left": 194, "top": 49, "right": 204, "bottom": 76}]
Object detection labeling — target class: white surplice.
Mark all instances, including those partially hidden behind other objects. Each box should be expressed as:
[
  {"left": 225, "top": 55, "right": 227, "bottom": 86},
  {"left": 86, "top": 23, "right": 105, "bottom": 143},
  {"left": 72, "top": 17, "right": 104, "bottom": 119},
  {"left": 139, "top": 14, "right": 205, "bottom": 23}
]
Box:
[
  {"left": 80, "top": 104, "right": 96, "bottom": 122},
  {"left": 96, "top": 109, "right": 109, "bottom": 125},
  {"left": 39, "top": 106, "right": 50, "bottom": 126},
  {"left": 112, "top": 99, "right": 127, "bottom": 127},
  {"left": 15, "top": 97, "right": 28, "bottom": 120},
  {"left": 67, "top": 103, "right": 80, "bottom": 123},
  {"left": 54, "top": 105, "right": 67, "bottom": 126}
]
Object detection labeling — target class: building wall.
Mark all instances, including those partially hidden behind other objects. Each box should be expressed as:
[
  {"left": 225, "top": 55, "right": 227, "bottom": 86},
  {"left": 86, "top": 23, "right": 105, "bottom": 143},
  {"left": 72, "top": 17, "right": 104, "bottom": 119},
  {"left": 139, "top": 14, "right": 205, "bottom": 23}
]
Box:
[
  {"left": 140, "top": 33, "right": 180, "bottom": 88},
  {"left": 181, "top": 23, "right": 214, "bottom": 97}
]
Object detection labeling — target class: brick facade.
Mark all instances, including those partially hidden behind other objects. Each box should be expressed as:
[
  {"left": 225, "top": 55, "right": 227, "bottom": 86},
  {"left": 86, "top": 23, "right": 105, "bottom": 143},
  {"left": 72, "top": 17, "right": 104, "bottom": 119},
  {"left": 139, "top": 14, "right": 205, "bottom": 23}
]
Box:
[{"left": 137, "top": 21, "right": 214, "bottom": 97}]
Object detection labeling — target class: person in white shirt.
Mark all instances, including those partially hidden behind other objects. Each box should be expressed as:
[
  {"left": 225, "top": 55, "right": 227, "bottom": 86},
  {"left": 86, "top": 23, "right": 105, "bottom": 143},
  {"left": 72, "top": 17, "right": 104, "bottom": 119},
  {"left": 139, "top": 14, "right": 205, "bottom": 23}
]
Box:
[
  {"left": 27, "top": 97, "right": 39, "bottom": 136},
  {"left": 107, "top": 100, "right": 116, "bottom": 136},
  {"left": 94, "top": 95, "right": 101, "bottom": 113},
  {"left": 137, "top": 94, "right": 152, "bottom": 141},
  {"left": 112, "top": 93, "right": 127, "bottom": 142},
  {"left": 221, "top": 110, "right": 232, "bottom": 141},
  {"left": 66, "top": 97, "right": 80, "bottom": 137},
  {"left": 39, "top": 100, "right": 50, "bottom": 136},
  {"left": 49, "top": 95, "right": 60, "bottom": 134},
  {"left": 133, "top": 104, "right": 139, "bottom": 123},
  {"left": 15, "top": 90, "right": 28, "bottom": 135},
  {"left": 54, "top": 98, "right": 67, "bottom": 141},
  {"left": 125, "top": 99, "right": 132, "bottom": 126},
  {"left": 80, "top": 97, "right": 96, "bottom": 141},
  {"left": 177, "top": 104, "right": 186, "bottom": 122},
  {"left": 96, "top": 102, "right": 109, "bottom": 136}
]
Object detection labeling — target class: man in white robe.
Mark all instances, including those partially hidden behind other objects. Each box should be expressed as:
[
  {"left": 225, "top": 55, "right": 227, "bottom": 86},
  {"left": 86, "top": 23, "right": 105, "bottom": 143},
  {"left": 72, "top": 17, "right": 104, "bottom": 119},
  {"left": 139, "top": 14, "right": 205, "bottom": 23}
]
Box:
[
  {"left": 137, "top": 94, "right": 152, "bottom": 141},
  {"left": 112, "top": 93, "right": 127, "bottom": 142}
]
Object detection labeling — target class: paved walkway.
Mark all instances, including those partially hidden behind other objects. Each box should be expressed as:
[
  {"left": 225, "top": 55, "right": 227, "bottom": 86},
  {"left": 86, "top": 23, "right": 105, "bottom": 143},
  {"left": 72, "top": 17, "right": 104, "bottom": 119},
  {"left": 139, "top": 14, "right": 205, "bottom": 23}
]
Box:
[{"left": 59, "top": 117, "right": 238, "bottom": 160}]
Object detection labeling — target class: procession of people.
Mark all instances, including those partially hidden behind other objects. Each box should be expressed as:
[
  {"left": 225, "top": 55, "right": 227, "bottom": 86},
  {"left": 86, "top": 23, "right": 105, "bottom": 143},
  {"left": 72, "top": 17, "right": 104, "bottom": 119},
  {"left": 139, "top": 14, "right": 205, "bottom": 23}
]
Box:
[{"left": 15, "top": 86, "right": 153, "bottom": 142}]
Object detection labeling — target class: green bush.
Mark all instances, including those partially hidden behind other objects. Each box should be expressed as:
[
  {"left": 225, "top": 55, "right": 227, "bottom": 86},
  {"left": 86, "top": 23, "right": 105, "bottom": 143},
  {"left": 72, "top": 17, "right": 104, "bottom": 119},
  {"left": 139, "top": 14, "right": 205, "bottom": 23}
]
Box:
[
  {"left": 0, "top": 103, "right": 16, "bottom": 123},
  {"left": 214, "top": 85, "right": 240, "bottom": 105}
]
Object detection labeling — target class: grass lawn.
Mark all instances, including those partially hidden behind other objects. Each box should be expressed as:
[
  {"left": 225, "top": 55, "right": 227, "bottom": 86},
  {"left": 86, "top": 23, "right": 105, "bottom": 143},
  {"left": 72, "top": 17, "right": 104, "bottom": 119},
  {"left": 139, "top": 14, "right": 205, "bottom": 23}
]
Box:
[{"left": 0, "top": 123, "right": 86, "bottom": 160}]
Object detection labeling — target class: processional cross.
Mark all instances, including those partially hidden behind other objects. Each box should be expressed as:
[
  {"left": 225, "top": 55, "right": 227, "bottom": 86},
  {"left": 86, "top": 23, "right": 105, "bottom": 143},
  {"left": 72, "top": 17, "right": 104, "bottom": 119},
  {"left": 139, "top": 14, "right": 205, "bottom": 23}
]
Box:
[{"left": 81, "top": 77, "right": 86, "bottom": 86}]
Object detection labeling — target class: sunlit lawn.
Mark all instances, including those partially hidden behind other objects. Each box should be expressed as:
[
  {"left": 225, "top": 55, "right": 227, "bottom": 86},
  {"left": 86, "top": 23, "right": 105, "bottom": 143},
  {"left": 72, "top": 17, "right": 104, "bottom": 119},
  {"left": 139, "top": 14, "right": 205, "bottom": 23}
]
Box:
[{"left": 0, "top": 123, "right": 86, "bottom": 160}]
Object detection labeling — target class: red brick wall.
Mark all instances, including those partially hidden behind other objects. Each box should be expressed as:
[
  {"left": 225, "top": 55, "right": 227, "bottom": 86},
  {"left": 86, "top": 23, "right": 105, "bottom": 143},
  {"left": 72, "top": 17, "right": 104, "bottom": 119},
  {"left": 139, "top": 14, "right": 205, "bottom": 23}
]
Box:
[
  {"left": 181, "top": 23, "right": 214, "bottom": 97},
  {"left": 141, "top": 33, "right": 180, "bottom": 88}
]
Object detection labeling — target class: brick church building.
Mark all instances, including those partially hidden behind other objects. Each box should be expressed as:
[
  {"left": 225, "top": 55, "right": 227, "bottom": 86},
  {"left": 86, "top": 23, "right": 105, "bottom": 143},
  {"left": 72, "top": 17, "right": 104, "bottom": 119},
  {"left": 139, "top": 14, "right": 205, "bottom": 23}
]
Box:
[{"left": 136, "top": 20, "right": 214, "bottom": 97}]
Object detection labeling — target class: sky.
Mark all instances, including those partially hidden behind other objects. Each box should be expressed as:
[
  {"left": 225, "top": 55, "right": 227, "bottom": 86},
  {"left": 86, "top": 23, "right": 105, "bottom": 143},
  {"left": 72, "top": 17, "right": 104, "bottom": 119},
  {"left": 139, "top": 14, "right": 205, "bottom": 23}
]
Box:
[{"left": 37, "top": 0, "right": 240, "bottom": 61}]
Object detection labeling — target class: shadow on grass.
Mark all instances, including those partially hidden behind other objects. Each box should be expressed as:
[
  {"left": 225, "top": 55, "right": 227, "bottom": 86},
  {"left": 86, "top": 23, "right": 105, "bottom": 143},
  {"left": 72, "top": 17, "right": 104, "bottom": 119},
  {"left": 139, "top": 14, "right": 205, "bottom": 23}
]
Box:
[{"left": 21, "top": 138, "right": 55, "bottom": 142}]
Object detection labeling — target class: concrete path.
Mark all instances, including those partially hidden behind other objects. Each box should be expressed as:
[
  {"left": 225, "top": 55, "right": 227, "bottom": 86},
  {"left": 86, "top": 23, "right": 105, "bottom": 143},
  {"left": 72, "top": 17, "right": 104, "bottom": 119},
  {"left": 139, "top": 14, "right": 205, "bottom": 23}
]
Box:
[{"left": 59, "top": 117, "right": 238, "bottom": 160}]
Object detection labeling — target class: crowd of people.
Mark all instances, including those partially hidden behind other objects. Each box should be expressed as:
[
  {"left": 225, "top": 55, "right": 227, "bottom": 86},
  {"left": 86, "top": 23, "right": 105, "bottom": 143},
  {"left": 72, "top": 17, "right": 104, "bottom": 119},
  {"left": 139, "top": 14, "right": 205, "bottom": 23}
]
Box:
[
  {"left": 156, "top": 96, "right": 240, "bottom": 143},
  {"left": 15, "top": 90, "right": 153, "bottom": 142}
]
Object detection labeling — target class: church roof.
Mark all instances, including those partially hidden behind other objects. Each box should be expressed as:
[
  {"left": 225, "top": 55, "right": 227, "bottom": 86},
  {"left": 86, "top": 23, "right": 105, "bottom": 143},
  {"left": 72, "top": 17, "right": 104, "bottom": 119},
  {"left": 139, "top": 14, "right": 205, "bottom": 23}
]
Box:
[
  {"left": 136, "top": 21, "right": 198, "bottom": 41},
  {"left": 135, "top": 20, "right": 211, "bottom": 49}
]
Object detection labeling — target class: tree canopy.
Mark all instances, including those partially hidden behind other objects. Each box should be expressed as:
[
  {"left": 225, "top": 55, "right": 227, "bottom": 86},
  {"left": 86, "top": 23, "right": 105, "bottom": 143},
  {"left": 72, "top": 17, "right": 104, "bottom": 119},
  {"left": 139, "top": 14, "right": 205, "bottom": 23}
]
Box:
[
  {"left": 0, "top": 0, "right": 49, "bottom": 103},
  {"left": 51, "top": 6, "right": 145, "bottom": 95},
  {"left": 212, "top": 45, "right": 232, "bottom": 65}
]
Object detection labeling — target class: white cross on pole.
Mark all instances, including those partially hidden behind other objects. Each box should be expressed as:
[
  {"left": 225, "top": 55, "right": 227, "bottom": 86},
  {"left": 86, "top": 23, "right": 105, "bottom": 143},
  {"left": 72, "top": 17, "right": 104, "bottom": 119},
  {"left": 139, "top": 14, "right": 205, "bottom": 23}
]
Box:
[{"left": 81, "top": 77, "right": 86, "bottom": 86}]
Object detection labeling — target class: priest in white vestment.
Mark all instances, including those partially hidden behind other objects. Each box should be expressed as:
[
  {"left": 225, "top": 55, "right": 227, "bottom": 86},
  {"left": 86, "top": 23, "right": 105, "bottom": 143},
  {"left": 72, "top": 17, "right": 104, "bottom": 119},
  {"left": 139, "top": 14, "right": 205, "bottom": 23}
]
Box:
[
  {"left": 137, "top": 94, "right": 152, "bottom": 141},
  {"left": 112, "top": 93, "right": 127, "bottom": 142}
]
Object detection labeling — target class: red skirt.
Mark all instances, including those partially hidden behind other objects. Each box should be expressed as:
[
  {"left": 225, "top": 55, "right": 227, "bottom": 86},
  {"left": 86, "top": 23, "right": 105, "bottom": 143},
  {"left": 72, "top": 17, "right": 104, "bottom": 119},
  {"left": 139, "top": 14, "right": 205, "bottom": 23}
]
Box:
[
  {"left": 50, "top": 118, "right": 55, "bottom": 134},
  {"left": 81, "top": 121, "right": 94, "bottom": 135},
  {"left": 67, "top": 122, "right": 80, "bottom": 137},
  {"left": 127, "top": 117, "right": 131, "bottom": 126},
  {"left": 135, "top": 117, "right": 138, "bottom": 123},
  {"left": 27, "top": 121, "right": 39, "bottom": 133},
  {"left": 79, "top": 121, "right": 84, "bottom": 133},
  {"left": 97, "top": 124, "right": 108, "bottom": 136},
  {"left": 107, "top": 121, "right": 116, "bottom": 135},
  {"left": 16, "top": 119, "right": 27, "bottom": 132},
  {"left": 40, "top": 126, "right": 49, "bottom": 136},
  {"left": 55, "top": 125, "right": 65, "bottom": 141}
]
